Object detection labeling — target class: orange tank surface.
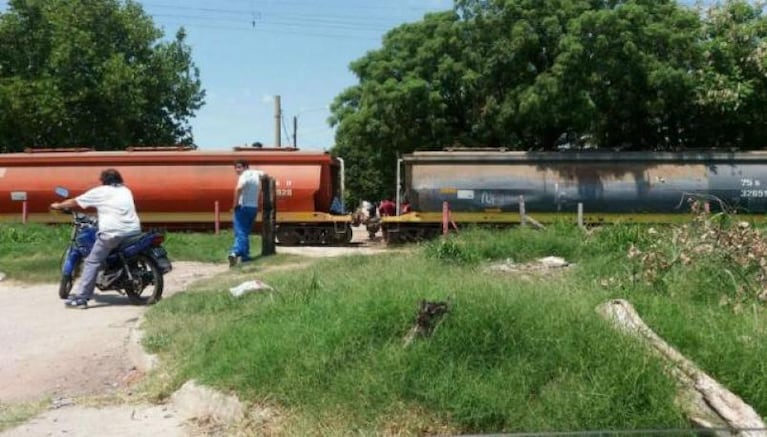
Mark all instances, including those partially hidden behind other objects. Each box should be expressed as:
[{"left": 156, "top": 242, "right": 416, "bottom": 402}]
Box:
[{"left": 0, "top": 148, "right": 351, "bottom": 244}]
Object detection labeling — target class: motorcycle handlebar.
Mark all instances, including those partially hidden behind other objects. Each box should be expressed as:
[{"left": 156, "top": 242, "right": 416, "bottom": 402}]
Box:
[
  {"left": 50, "top": 208, "right": 95, "bottom": 224},
  {"left": 49, "top": 207, "right": 73, "bottom": 215}
]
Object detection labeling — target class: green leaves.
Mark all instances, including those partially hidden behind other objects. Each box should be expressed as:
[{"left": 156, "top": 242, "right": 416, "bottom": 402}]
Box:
[
  {"left": 690, "top": 0, "right": 767, "bottom": 148},
  {"left": 331, "top": 0, "right": 767, "bottom": 204},
  {"left": 0, "top": 0, "right": 204, "bottom": 151}
]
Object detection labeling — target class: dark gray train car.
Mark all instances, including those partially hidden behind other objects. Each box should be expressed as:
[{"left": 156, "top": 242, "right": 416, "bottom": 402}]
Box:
[{"left": 382, "top": 150, "right": 767, "bottom": 242}]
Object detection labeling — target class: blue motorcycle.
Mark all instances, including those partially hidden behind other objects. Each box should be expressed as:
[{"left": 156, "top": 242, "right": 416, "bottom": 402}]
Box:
[{"left": 56, "top": 187, "right": 172, "bottom": 305}]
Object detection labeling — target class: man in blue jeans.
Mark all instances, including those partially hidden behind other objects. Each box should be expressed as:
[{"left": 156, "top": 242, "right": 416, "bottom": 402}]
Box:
[{"left": 229, "top": 160, "right": 265, "bottom": 267}]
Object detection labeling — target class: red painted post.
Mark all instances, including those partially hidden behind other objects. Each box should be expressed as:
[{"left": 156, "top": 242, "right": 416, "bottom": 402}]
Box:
[
  {"left": 22, "top": 201, "right": 28, "bottom": 225},
  {"left": 214, "top": 201, "right": 220, "bottom": 235},
  {"left": 442, "top": 201, "right": 449, "bottom": 235}
]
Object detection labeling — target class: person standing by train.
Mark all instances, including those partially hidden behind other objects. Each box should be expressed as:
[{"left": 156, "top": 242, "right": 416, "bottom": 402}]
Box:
[
  {"left": 378, "top": 197, "right": 396, "bottom": 217},
  {"left": 229, "top": 160, "right": 265, "bottom": 267},
  {"left": 50, "top": 168, "right": 141, "bottom": 309}
]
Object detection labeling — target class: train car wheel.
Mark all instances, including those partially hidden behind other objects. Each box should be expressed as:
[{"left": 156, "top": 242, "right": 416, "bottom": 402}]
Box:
[
  {"left": 333, "top": 226, "right": 352, "bottom": 244},
  {"left": 277, "top": 228, "right": 301, "bottom": 246}
]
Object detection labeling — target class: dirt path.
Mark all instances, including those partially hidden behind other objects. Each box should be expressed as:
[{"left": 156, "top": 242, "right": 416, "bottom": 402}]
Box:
[
  {"left": 1, "top": 228, "right": 389, "bottom": 435},
  {"left": 0, "top": 261, "right": 230, "bottom": 404},
  {"left": 0, "top": 261, "right": 230, "bottom": 436}
]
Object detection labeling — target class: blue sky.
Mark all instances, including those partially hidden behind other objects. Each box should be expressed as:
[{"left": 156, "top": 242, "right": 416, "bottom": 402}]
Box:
[
  {"left": 0, "top": 0, "right": 709, "bottom": 152},
  {"left": 142, "top": 0, "right": 454, "bottom": 151},
  {"left": 148, "top": 0, "right": 709, "bottom": 152},
  {"left": 0, "top": 0, "right": 452, "bottom": 151}
]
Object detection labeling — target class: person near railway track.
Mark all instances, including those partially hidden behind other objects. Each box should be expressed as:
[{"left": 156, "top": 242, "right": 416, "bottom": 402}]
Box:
[
  {"left": 378, "top": 197, "right": 396, "bottom": 217},
  {"left": 229, "top": 160, "right": 265, "bottom": 267},
  {"left": 50, "top": 168, "right": 141, "bottom": 309}
]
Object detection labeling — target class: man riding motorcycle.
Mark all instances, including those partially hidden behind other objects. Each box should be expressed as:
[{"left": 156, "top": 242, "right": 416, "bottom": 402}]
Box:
[{"left": 50, "top": 168, "right": 141, "bottom": 309}]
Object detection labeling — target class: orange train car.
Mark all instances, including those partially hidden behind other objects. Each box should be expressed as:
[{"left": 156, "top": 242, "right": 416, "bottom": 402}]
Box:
[{"left": 0, "top": 146, "right": 352, "bottom": 245}]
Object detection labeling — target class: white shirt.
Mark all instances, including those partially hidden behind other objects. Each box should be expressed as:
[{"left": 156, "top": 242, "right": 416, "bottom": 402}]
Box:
[
  {"left": 76, "top": 185, "right": 141, "bottom": 237},
  {"left": 237, "top": 169, "right": 264, "bottom": 207}
]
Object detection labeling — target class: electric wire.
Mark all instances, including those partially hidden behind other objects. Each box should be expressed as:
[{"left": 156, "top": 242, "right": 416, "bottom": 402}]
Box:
[
  {"left": 155, "top": 19, "right": 380, "bottom": 41},
  {"left": 151, "top": 12, "right": 392, "bottom": 32},
  {"left": 141, "top": 1, "right": 444, "bottom": 38},
  {"left": 0, "top": 0, "right": 446, "bottom": 41}
]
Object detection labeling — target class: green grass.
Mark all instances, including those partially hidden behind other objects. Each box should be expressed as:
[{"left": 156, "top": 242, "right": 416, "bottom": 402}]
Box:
[
  {"left": 0, "top": 400, "right": 48, "bottom": 432},
  {"left": 162, "top": 230, "right": 261, "bottom": 263},
  {"left": 143, "top": 228, "right": 696, "bottom": 434},
  {"left": 0, "top": 223, "right": 248, "bottom": 281},
  {"left": 6, "top": 221, "right": 767, "bottom": 434},
  {"left": 0, "top": 224, "right": 70, "bottom": 282}
]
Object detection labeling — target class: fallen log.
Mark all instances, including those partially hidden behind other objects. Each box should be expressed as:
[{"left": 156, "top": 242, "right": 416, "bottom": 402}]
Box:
[{"left": 597, "top": 299, "right": 766, "bottom": 437}]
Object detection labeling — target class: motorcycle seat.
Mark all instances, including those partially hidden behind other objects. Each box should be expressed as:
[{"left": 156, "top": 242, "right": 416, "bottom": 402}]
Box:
[{"left": 117, "top": 232, "right": 148, "bottom": 249}]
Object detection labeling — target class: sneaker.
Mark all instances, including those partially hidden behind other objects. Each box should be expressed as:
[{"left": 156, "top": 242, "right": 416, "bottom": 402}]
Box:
[
  {"left": 228, "top": 253, "right": 240, "bottom": 267},
  {"left": 64, "top": 297, "right": 88, "bottom": 309}
]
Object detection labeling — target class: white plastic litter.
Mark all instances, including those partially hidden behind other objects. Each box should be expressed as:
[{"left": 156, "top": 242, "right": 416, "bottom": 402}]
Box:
[
  {"left": 538, "top": 256, "right": 569, "bottom": 268},
  {"left": 229, "top": 279, "right": 274, "bottom": 297},
  {"left": 0, "top": 271, "right": 5, "bottom": 282}
]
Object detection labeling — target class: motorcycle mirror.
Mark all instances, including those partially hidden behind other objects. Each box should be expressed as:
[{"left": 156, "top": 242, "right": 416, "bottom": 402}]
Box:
[{"left": 55, "top": 186, "right": 70, "bottom": 198}]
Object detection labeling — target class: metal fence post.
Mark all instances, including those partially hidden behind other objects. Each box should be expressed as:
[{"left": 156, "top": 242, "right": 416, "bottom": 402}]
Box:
[
  {"left": 442, "top": 201, "right": 449, "bottom": 235},
  {"left": 519, "top": 195, "right": 526, "bottom": 227},
  {"left": 214, "top": 201, "right": 220, "bottom": 235}
]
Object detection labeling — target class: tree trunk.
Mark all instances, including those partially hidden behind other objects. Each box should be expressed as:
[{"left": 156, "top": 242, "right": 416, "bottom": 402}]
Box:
[{"left": 597, "top": 299, "right": 766, "bottom": 436}]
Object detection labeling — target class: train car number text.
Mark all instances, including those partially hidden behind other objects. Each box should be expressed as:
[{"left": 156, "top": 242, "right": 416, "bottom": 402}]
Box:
[{"left": 741, "top": 189, "right": 767, "bottom": 198}]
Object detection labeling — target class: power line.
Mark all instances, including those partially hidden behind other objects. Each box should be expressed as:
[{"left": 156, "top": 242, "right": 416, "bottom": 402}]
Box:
[
  {"left": 151, "top": 12, "right": 393, "bottom": 32},
  {"left": 156, "top": 0, "right": 449, "bottom": 14},
  {"left": 139, "top": 0, "right": 447, "bottom": 37},
  {"left": 155, "top": 19, "right": 381, "bottom": 41},
  {"left": 142, "top": 2, "right": 439, "bottom": 25},
  {"left": 1, "top": 0, "right": 445, "bottom": 40}
]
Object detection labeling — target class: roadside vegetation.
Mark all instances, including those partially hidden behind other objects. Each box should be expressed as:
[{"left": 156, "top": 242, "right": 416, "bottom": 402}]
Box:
[
  {"left": 4, "top": 211, "right": 767, "bottom": 434},
  {"left": 0, "top": 224, "right": 250, "bottom": 282},
  {"left": 0, "top": 400, "right": 49, "bottom": 433},
  {"left": 137, "top": 211, "right": 767, "bottom": 435}
]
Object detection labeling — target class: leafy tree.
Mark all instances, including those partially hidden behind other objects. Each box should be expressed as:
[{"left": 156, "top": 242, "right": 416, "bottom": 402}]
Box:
[
  {"left": 690, "top": 0, "right": 767, "bottom": 149},
  {"left": 330, "top": 11, "right": 466, "bottom": 206},
  {"left": 331, "top": 0, "right": 706, "bottom": 203},
  {"left": 0, "top": 0, "right": 204, "bottom": 152},
  {"left": 553, "top": 0, "right": 702, "bottom": 150}
]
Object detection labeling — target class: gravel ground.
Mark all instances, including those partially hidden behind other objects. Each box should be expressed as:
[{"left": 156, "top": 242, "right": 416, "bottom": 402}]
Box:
[{"left": 0, "top": 226, "right": 388, "bottom": 436}]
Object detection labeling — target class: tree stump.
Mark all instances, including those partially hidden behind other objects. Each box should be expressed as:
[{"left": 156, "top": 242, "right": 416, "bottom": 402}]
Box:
[{"left": 403, "top": 300, "right": 450, "bottom": 347}]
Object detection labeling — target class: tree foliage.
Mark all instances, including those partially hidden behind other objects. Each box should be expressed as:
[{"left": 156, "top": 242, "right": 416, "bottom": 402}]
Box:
[
  {"left": 0, "top": 0, "right": 205, "bottom": 152},
  {"left": 331, "top": 0, "right": 767, "bottom": 205}
]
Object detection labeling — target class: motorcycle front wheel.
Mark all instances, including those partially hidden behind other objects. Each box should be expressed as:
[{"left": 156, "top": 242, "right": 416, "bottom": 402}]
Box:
[
  {"left": 58, "top": 248, "right": 82, "bottom": 299},
  {"left": 125, "top": 253, "right": 164, "bottom": 305}
]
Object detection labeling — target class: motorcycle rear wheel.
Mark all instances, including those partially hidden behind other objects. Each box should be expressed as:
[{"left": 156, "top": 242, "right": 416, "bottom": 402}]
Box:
[{"left": 125, "top": 253, "right": 164, "bottom": 305}]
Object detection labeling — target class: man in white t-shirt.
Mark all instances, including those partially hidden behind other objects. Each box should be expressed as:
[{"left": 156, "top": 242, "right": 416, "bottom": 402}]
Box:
[
  {"left": 229, "top": 160, "right": 265, "bottom": 266},
  {"left": 51, "top": 169, "right": 141, "bottom": 309}
]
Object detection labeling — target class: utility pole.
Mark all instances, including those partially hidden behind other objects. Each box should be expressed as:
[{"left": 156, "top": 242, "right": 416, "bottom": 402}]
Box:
[
  {"left": 292, "top": 116, "right": 297, "bottom": 148},
  {"left": 292, "top": 106, "right": 329, "bottom": 149},
  {"left": 274, "top": 95, "right": 281, "bottom": 148}
]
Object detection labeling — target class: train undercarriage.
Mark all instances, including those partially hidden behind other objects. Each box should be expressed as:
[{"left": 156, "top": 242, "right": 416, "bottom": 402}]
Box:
[
  {"left": 380, "top": 223, "right": 442, "bottom": 244},
  {"left": 276, "top": 223, "right": 353, "bottom": 246}
]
